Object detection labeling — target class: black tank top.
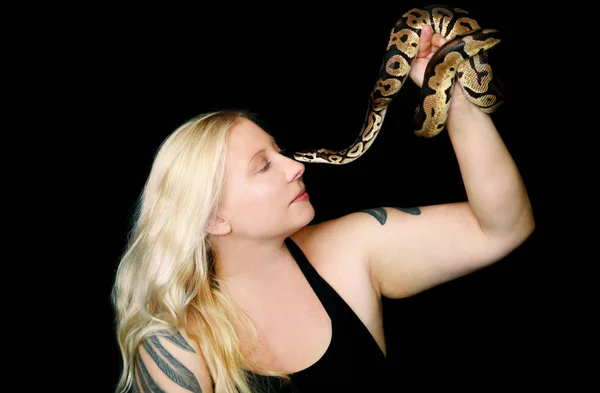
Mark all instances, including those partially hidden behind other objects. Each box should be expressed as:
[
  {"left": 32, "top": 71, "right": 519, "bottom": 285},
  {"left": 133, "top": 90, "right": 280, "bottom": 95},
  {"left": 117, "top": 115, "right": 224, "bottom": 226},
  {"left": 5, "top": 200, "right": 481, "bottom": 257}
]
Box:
[{"left": 247, "top": 237, "right": 392, "bottom": 392}]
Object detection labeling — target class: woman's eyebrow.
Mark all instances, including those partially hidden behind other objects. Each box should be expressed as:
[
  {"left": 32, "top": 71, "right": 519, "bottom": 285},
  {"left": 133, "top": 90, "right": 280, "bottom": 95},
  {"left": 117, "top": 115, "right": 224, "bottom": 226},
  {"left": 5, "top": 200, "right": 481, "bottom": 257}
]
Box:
[{"left": 249, "top": 136, "right": 280, "bottom": 166}]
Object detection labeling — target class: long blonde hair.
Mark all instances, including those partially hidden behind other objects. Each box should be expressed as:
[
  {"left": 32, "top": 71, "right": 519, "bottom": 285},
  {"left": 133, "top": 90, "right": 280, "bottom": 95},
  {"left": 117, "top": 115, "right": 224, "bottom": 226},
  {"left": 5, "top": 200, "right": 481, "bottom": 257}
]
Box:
[{"left": 111, "top": 109, "right": 288, "bottom": 393}]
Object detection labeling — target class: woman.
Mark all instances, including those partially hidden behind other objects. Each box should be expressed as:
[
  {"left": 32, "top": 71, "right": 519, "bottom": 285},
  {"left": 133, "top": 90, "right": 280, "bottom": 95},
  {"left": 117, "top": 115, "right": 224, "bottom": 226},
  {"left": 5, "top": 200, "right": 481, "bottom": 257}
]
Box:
[{"left": 112, "top": 25, "right": 534, "bottom": 393}]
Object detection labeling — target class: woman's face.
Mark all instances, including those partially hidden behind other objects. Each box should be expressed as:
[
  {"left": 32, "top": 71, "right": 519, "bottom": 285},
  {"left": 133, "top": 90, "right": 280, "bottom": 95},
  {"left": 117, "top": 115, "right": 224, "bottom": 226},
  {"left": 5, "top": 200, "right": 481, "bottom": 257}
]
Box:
[{"left": 218, "top": 117, "right": 315, "bottom": 239}]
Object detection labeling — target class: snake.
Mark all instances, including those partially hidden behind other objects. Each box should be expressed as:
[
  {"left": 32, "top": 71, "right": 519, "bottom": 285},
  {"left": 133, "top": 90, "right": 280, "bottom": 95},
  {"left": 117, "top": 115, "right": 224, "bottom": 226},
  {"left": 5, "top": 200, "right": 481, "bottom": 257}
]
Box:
[{"left": 293, "top": 4, "right": 504, "bottom": 165}]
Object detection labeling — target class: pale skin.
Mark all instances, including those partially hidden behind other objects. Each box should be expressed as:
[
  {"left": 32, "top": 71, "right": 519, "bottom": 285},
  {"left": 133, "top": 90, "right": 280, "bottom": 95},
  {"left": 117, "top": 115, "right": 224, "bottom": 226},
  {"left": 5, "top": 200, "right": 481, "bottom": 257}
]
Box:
[{"left": 134, "top": 25, "right": 535, "bottom": 392}]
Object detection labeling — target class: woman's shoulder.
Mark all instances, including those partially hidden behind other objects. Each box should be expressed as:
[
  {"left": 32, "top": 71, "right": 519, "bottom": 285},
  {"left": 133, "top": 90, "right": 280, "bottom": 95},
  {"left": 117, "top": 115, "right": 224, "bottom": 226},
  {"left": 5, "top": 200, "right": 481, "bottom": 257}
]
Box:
[
  {"left": 289, "top": 212, "right": 382, "bottom": 314},
  {"left": 290, "top": 211, "right": 374, "bottom": 270},
  {"left": 293, "top": 211, "right": 372, "bottom": 249}
]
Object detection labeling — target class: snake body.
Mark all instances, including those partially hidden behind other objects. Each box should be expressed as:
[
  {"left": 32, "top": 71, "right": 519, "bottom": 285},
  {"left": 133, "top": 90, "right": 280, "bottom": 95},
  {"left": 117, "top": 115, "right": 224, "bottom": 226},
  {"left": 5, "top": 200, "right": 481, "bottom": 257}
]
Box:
[{"left": 293, "top": 4, "right": 503, "bottom": 165}]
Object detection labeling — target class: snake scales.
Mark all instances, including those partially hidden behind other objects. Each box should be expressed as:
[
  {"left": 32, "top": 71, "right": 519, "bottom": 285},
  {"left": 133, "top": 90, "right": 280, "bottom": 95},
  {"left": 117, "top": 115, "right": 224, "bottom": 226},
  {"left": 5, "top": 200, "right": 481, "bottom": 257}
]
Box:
[{"left": 293, "top": 4, "right": 504, "bottom": 165}]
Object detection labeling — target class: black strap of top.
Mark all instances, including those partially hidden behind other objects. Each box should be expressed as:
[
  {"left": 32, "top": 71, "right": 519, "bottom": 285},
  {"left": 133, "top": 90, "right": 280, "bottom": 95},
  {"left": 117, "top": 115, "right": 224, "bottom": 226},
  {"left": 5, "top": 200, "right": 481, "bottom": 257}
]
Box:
[{"left": 284, "top": 237, "right": 343, "bottom": 319}]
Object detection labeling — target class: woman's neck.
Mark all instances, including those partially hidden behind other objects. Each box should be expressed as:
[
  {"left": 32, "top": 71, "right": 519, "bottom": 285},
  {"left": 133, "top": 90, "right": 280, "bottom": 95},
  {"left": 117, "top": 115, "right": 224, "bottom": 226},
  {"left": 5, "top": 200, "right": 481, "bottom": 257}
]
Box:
[{"left": 213, "top": 234, "right": 292, "bottom": 282}]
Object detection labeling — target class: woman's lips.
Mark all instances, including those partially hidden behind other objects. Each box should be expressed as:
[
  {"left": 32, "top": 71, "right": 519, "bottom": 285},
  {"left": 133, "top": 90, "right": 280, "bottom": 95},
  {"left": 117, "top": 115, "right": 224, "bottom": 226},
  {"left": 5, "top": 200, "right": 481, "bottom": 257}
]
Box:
[{"left": 292, "top": 191, "right": 309, "bottom": 203}]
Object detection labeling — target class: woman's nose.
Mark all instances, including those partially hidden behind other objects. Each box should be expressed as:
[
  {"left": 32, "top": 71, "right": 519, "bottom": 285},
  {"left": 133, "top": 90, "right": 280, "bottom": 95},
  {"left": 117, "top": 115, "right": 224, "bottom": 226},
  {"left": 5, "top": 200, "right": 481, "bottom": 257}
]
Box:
[{"left": 286, "top": 158, "right": 305, "bottom": 183}]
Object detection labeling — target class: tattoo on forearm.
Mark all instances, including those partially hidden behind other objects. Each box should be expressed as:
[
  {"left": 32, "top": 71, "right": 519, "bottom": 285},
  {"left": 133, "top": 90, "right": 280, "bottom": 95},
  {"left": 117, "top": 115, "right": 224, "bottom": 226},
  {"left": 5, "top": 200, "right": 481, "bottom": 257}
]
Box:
[
  {"left": 135, "top": 335, "right": 203, "bottom": 393},
  {"left": 158, "top": 329, "right": 197, "bottom": 353},
  {"left": 359, "top": 206, "right": 421, "bottom": 225}
]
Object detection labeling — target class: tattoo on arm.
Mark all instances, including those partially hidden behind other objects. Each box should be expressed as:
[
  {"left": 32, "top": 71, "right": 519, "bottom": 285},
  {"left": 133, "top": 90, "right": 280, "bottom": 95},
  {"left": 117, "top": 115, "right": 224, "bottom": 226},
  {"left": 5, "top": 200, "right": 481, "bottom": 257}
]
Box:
[
  {"left": 157, "top": 329, "right": 197, "bottom": 353},
  {"left": 359, "top": 206, "right": 421, "bottom": 225},
  {"left": 135, "top": 335, "right": 203, "bottom": 393},
  {"left": 394, "top": 206, "right": 421, "bottom": 216},
  {"left": 360, "top": 207, "right": 388, "bottom": 225},
  {"left": 136, "top": 351, "right": 167, "bottom": 393}
]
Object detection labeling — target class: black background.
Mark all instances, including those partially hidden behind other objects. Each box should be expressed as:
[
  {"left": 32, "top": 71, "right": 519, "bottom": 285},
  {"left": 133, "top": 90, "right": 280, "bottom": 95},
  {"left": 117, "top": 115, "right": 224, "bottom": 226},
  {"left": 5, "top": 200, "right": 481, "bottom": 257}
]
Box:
[{"left": 93, "top": 2, "right": 562, "bottom": 391}]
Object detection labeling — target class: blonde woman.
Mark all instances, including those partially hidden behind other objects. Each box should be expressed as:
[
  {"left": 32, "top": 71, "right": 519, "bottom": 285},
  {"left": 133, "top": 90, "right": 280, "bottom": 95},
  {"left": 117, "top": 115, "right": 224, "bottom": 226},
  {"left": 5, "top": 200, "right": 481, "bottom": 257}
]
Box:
[{"left": 112, "top": 25, "right": 534, "bottom": 393}]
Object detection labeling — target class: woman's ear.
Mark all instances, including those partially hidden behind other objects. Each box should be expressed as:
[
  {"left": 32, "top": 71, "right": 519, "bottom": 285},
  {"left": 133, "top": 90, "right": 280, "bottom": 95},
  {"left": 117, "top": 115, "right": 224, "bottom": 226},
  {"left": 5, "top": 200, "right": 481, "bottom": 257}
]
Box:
[{"left": 206, "top": 215, "right": 231, "bottom": 236}]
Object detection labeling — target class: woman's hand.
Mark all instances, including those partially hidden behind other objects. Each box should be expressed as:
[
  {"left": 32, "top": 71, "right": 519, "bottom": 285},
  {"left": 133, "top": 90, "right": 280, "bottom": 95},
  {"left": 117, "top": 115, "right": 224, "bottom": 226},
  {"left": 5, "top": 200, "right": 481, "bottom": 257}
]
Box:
[{"left": 408, "top": 25, "right": 474, "bottom": 117}]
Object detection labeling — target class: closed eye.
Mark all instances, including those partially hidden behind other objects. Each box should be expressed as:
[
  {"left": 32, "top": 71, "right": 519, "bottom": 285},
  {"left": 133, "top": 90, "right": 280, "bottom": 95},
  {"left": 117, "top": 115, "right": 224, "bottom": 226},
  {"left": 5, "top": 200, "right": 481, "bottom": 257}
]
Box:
[
  {"left": 258, "top": 143, "right": 287, "bottom": 173},
  {"left": 259, "top": 161, "right": 271, "bottom": 172}
]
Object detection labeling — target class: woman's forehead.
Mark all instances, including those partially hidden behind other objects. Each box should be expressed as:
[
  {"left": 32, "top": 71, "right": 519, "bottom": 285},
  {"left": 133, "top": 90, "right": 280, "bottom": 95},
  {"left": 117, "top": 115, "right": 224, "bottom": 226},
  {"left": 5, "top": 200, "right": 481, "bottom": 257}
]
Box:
[
  {"left": 227, "top": 119, "right": 275, "bottom": 167},
  {"left": 230, "top": 119, "right": 273, "bottom": 149}
]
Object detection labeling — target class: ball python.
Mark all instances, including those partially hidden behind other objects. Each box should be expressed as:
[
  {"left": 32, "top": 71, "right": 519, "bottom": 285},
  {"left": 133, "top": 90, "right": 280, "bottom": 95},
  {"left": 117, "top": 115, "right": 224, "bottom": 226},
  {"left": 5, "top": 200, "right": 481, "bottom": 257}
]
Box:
[{"left": 293, "top": 4, "right": 504, "bottom": 165}]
